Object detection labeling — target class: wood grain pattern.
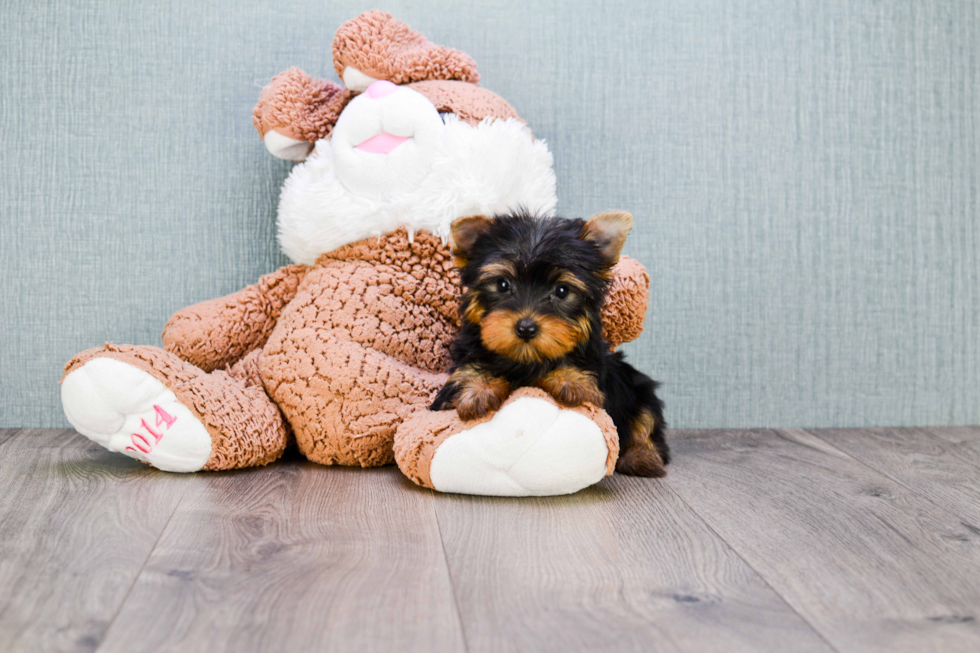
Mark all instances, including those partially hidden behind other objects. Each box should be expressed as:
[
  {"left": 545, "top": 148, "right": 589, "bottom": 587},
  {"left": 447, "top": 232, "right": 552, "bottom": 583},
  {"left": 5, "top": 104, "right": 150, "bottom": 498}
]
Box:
[
  {"left": 95, "top": 460, "right": 466, "bottom": 653},
  {"left": 922, "top": 426, "right": 980, "bottom": 448},
  {"left": 434, "top": 474, "right": 833, "bottom": 653},
  {"left": 809, "top": 427, "right": 980, "bottom": 525},
  {"left": 667, "top": 428, "right": 980, "bottom": 653},
  {"left": 0, "top": 429, "right": 189, "bottom": 653},
  {"left": 7, "top": 428, "right": 980, "bottom": 652}
]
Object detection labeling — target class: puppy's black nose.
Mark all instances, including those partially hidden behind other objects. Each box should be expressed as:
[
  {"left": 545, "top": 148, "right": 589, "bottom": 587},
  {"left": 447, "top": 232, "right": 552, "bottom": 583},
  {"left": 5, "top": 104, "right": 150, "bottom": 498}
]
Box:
[{"left": 515, "top": 318, "right": 539, "bottom": 341}]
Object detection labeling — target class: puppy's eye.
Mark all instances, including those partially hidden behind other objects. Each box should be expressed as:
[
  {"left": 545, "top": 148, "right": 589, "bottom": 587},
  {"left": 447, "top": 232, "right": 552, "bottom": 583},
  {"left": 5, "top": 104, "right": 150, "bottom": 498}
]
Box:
[
  {"left": 554, "top": 283, "right": 570, "bottom": 300},
  {"left": 496, "top": 278, "right": 511, "bottom": 293}
]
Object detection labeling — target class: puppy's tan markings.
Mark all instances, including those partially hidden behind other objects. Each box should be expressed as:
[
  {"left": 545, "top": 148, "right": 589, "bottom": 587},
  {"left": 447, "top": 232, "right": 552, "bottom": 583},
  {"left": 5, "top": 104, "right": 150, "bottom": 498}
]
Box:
[
  {"left": 480, "top": 311, "right": 585, "bottom": 363},
  {"left": 450, "top": 365, "right": 510, "bottom": 421},
  {"left": 477, "top": 260, "right": 517, "bottom": 285},
  {"left": 615, "top": 408, "right": 666, "bottom": 477},
  {"left": 555, "top": 270, "right": 589, "bottom": 294},
  {"left": 575, "top": 315, "right": 593, "bottom": 341},
  {"left": 479, "top": 308, "right": 524, "bottom": 357},
  {"left": 462, "top": 295, "right": 486, "bottom": 324},
  {"left": 535, "top": 367, "right": 604, "bottom": 407},
  {"left": 534, "top": 314, "right": 590, "bottom": 360}
]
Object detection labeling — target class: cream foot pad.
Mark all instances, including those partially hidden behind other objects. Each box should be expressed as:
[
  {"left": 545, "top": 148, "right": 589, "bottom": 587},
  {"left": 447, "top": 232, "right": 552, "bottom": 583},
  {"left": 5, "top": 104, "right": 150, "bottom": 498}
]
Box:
[
  {"left": 61, "top": 357, "right": 212, "bottom": 472},
  {"left": 395, "top": 388, "right": 618, "bottom": 497}
]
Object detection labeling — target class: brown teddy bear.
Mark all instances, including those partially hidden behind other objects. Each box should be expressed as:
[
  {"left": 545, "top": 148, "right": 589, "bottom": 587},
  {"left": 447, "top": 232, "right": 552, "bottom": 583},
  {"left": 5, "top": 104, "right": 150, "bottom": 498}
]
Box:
[{"left": 60, "top": 11, "right": 650, "bottom": 496}]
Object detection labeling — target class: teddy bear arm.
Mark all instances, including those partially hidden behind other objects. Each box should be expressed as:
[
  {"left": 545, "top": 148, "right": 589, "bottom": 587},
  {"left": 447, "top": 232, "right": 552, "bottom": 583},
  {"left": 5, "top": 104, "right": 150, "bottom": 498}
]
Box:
[
  {"left": 601, "top": 256, "right": 650, "bottom": 348},
  {"left": 161, "top": 264, "right": 307, "bottom": 372}
]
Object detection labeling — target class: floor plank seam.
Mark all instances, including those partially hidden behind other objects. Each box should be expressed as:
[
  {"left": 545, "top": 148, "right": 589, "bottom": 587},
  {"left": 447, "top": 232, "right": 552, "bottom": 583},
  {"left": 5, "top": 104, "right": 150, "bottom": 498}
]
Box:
[
  {"left": 92, "top": 479, "right": 193, "bottom": 653},
  {"left": 659, "top": 478, "right": 843, "bottom": 653},
  {"left": 0, "top": 429, "right": 22, "bottom": 448},
  {"left": 929, "top": 431, "right": 980, "bottom": 468},
  {"left": 801, "top": 428, "right": 980, "bottom": 533},
  {"left": 430, "top": 490, "right": 471, "bottom": 653},
  {"left": 8, "top": 428, "right": 977, "bottom": 651},
  {"left": 922, "top": 426, "right": 980, "bottom": 456}
]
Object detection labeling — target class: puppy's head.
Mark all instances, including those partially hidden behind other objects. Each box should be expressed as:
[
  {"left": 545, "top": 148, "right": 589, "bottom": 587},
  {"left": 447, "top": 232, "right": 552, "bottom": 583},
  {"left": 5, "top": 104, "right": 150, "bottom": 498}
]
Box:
[{"left": 451, "top": 211, "right": 632, "bottom": 364}]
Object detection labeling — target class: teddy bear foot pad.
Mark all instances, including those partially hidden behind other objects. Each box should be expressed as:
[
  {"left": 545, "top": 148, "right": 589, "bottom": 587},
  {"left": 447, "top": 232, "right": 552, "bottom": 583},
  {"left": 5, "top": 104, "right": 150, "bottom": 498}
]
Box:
[
  {"left": 429, "top": 396, "right": 611, "bottom": 496},
  {"left": 61, "top": 357, "right": 212, "bottom": 472},
  {"left": 395, "top": 388, "right": 620, "bottom": 497}
]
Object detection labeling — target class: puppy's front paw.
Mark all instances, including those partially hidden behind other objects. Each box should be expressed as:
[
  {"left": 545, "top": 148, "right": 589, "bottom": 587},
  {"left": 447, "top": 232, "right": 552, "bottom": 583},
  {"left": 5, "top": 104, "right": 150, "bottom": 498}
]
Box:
[
  {"left": 536, "top": 367, "right": 603, "bottom": 407},
  {"left": 448, "top": 365, "right": 510, "bottom": 421},
  {"left": 430, "top": 382, "right": 459, "bottom": 412},
  {"left": 456, "top": 392, "right": 502, "bottom": 421}
]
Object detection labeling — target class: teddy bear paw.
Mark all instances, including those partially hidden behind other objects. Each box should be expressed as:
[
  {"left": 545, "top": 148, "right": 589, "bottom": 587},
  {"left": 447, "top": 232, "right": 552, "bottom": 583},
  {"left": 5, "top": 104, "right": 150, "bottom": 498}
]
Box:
[
  {"left": 61, "top": 357, "right": 212, "bottom": 472},
  {"left": 396, "top": 388, "right": 614, "bottom": 496}
]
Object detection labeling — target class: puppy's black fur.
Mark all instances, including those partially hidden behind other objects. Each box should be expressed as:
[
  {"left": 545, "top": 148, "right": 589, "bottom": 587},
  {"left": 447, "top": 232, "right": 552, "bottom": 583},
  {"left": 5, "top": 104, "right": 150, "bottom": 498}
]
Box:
[{"left": 431, "top": 211, "right": 669, "bottom": 477}]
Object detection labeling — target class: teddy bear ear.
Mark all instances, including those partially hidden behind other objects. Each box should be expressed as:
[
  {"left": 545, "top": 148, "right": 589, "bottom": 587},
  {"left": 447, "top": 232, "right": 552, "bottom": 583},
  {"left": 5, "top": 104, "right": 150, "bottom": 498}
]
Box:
[
  {"left": 582, "top": 211, "right": 633, "bottom": 267},
  {"left": 253, "top": 68, "right": 353, "bottom": 160},
  {"left": 332, "top": 11, "right": 479, "bottom": 91},
  {"left": 450, "top": 215, "right": 494, "bottom": 264}
]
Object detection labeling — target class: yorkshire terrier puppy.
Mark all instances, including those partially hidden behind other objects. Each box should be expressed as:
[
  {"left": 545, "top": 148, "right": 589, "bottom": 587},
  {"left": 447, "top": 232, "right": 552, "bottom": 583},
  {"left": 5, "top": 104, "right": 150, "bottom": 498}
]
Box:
[{"left": 431, "top": 211, "right": 669, "bottom": 477}]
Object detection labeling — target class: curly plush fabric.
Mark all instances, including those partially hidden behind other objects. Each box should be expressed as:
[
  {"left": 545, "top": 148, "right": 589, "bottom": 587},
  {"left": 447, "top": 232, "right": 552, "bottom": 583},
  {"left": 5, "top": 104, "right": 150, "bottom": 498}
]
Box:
[
  {"left": 63, "top": 344, "right": 288, "bottom": 470},
  {"left": 393, "top": 387, "right": 620, "bottom": 490},
  {"left": 253, "top": 229, "right": 648, "bottom": 469},
  {"left": 162, "top": 264, "right": 308, "bottom": 372},
  {"left": 603, "top": 256, "right": 651, "bottom": 348},
  {"left": 258, "top": 230, "right": 458, "bottom": 468},
  {"left": 255, "top": 15, "right": 489, "bottom": 145},
  {"left": 252, "top": 68, "right": 353, "bottom": 141},
  {"left": 62, "top": 11, "right": 653, "bottom": 492},
  {"left": 61, "top": 231, "right": 647, "bottom": 476},
  {"left": 408, "top": 80, "right": 521, "bottom": 126},
  {"left": 332, "top": 10, "right": 479, "bottom": 87}
]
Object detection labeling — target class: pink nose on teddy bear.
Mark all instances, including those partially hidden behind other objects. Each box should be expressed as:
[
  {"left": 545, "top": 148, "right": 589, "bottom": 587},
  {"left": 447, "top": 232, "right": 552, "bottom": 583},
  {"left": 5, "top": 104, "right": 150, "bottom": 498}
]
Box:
[{"left": 366, "top": 80, "right": 398, "bottom": 99}]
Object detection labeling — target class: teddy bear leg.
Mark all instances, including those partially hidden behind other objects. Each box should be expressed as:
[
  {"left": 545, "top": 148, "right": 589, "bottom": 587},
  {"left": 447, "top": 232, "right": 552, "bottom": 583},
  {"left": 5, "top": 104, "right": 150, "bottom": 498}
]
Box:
[
  {"left": 61, "top": 345, "right": 287, "bottom": 472},
  {"left": 261, "top": 334, "right": 446, "bottom": 469},
  {"left": 393, "top": 388, "right": 620, "bottom": 497}
]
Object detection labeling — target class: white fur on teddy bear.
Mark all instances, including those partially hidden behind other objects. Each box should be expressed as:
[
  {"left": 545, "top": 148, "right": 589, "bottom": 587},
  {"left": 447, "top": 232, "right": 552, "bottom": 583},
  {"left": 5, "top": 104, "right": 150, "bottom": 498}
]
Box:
[{"left": 276, "top": 84, "right": 557, "bottom": 265}]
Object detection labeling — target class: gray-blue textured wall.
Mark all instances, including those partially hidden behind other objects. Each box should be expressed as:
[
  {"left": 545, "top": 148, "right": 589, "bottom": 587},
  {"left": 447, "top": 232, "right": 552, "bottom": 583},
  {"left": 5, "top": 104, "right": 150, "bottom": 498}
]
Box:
[{"left": 1, "top": 1, "right": 977, "bottom": 428}]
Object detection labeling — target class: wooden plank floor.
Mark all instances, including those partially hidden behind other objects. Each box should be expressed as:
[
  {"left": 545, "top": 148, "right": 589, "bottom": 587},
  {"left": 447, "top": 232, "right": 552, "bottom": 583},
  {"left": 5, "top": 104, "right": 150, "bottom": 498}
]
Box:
[{"left": 1, "top": 427, "right": 978, "bottom": 653}]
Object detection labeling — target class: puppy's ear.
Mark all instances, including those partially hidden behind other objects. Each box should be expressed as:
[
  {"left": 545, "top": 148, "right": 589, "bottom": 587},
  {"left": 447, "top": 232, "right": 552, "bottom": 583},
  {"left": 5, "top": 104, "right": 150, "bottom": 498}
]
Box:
[
  {"left": 450, "top": 215, "right": 494, "bottom": 264},
  {"left": 582, "top": 211, "right": 633, "bottom": 267}
]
